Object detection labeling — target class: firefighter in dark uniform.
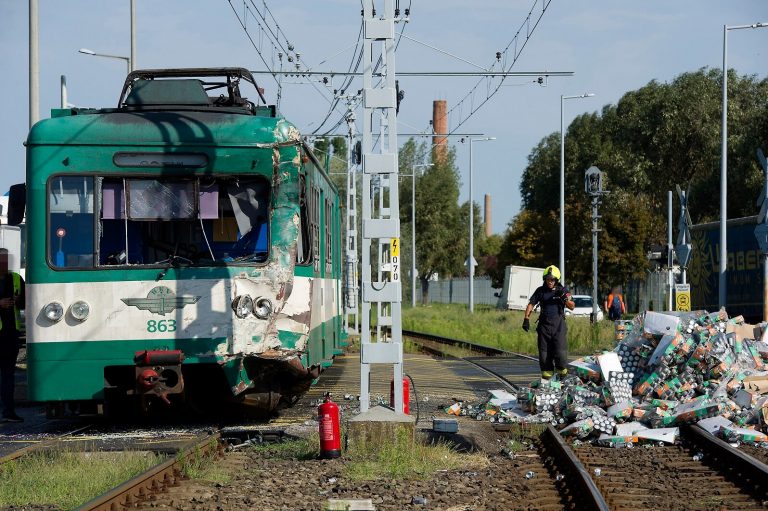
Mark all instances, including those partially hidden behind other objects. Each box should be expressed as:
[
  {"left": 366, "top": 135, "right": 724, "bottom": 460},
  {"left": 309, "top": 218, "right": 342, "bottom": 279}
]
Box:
[{"left": 522, "top": 265, "right": 574, "bottom": 380}]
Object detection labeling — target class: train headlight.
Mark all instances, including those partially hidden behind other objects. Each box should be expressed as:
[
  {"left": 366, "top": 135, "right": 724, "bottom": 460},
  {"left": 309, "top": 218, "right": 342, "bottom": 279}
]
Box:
[
  {"left": 231, "top": 295, "right": 253, "bottom": 318},
  {"left": 254, "top": 297, "right": 273, "bottom": 319},
  {"left": 69, "top": 301, "right": 90, "bottom": 322},
  {"left": 43, "top": 302, "right": 64, "bottom": 323}
]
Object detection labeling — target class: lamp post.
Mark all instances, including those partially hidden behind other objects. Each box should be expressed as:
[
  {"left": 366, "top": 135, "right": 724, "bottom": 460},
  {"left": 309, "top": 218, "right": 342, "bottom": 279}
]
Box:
[
  {"left": 720, "top": 22, "right": 767, "bottom": 308},
  {"left": 130, "top": 0, "right": 137, "bottom": 71},
  {"left": 560, "top": 93, "right": 594, "bottom": 284},
  {"left": 411, "top": 163, "right": 433, "bottom": 308},
  {"left": 469, "top": 137, "right": 495, "bottom": 313},
  {"left": 78, "top": 48, "right": 131, "bottom": 74}
]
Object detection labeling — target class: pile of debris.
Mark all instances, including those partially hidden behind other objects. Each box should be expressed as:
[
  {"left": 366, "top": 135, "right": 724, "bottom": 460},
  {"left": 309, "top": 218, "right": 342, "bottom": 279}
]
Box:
[{"left": 452, "top": 310, "right": 768, "bottom": 447}]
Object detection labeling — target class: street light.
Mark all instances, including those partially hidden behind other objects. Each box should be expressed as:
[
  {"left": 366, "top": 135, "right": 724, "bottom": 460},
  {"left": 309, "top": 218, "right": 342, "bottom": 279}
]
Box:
[
  {"left": 560, "top": 93, "right": 595, "bottom": 284},
  {"left": 720, "top": 22, "right": 767, "bottom": 308},
  {"left": 78, "top": 48, "right": 131, "bottom": 74},
  {"left": 469, "top": 137, "right": 495, "bottom": 313},
  {"left": 411, "top": 163, "right": 433, "bottom": 307}
]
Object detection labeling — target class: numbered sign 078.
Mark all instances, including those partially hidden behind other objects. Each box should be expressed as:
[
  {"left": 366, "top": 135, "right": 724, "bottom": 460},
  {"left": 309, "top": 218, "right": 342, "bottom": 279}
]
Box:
[{"left": 390, "top": 238, "right": 400, "bottom": 282}]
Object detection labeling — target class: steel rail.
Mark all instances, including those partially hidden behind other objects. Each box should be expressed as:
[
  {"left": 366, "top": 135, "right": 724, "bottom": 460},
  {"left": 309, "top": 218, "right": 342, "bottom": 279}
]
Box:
[
  {"left": 544, "top": 425, "right": 611, "bottom": 511},
  {"left": 405, "top": 330, "right": 608, "bottom": 509},
  {"left": 403, "top": 329, "right": 537, "bottom": 360},
  {"left": 686, "top": 424, "right": 768, "bottom": 491},
  {"left": 0, "top": 424, "right": 94, "bottom": 465},
  {"left": 75, "top": 432, "right": 221, "bottom": 511}
]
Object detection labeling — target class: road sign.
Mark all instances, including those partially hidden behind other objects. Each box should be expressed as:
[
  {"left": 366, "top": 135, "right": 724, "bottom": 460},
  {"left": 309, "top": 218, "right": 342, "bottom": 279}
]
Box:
[
  {"left": 675, "top": 283, "right": 691, "bottom": 312},
  {"left": 756, "top": 223, "right": 768, "bottom": 254},
  {"left": 390, "top": 238, "right": 400, "bottom": 282}
]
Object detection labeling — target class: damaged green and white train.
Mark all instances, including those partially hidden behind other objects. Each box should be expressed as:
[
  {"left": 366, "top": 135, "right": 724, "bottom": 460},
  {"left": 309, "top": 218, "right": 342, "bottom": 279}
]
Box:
[{"left": 21, "top": 68, "right": 345, "bottom": 415}]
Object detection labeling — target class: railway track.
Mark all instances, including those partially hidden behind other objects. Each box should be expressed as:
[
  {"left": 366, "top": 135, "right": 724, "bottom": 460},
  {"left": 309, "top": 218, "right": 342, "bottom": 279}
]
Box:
[
  {"left": 76, "top": 432, "right": 221, "bottom": 511},
  {"left": 405, "top": 329, "right": 768, "bottom": 511},
  {"left": 0, "top": 424, "right": 94, "bottom": 465},
  {"left": 405, "top": 329, "right": 609, "bottom": 510}
]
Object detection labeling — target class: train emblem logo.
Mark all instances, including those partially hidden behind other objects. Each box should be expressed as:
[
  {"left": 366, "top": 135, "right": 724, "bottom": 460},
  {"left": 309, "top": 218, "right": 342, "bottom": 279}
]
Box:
[{"left": 121, "top": 286, "right": 200, "bottom": 316}]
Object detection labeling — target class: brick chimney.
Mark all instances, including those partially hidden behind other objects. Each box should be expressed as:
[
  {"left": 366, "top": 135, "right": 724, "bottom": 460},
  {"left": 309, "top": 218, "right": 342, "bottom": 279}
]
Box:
[{"left": 432, "top": 100, "right": 447, "bottom": 164}]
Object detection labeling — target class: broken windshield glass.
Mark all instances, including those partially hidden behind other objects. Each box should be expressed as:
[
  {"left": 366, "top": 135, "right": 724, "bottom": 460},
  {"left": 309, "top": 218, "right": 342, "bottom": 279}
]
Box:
[{"left": 92, "top": 176, "right": 271, "bottom": 267}]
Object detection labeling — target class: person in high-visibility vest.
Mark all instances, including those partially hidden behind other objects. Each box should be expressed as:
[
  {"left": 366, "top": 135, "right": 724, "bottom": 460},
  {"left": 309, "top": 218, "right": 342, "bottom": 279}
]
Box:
[{"left": 0, "top": 248, "right": 25, "bottom": 423}]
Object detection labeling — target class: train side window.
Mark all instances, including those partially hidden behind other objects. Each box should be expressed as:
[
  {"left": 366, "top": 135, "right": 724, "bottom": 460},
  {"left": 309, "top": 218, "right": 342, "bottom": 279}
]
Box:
[
  {"left": 296, "top": 175, "right": 312, "bottom": 265},
  {"left": 48, "top": 176, "right": 95, "bottom": 268},
  {"left": 311, "top": 186, "right": 320, "bottom": 271},
  {"left": 325, "top": 198, "right": 332, "bottom": 273}
]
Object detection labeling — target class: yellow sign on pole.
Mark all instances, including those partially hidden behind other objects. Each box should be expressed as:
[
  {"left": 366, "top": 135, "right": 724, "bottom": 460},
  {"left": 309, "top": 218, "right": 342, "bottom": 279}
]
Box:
[
  {"left": 675, "top": 284, "right": 691, "bottom": 311},
  {"left": 390, "top": 238, "right": 400, "bottom": 282}
]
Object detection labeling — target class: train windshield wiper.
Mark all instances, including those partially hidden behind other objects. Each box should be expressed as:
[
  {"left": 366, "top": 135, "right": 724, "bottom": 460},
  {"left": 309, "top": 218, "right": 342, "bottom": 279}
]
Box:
[{"left": 156, "top": 255, "right": 193, "bottom": 280}]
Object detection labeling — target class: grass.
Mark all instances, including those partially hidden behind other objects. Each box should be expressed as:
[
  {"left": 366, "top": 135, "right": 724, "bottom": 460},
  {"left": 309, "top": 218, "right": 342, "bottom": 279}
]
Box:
[
  {"left": 178, "top": 440, "right": 231, "bottom": 485},
  {"left": 345, "top": 428, "right": 488, "bottom": 481},
  {"left": 248, "top": 434, "right": 321, "bottom": 461},
  {"left": 248, "top": 430, "right": 488, "bottom": 482},
  {"left": 0, "top": 449, "right": 162, "bottom": 510},
  {"left": 402, "top": 303, "right": 616, "bottom": 356}
]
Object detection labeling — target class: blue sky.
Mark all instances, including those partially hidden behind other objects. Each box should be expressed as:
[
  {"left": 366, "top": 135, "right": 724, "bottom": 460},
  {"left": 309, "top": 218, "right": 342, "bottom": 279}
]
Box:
[{"left": 1, "top": 1, "right": 766, "bottom": 233}]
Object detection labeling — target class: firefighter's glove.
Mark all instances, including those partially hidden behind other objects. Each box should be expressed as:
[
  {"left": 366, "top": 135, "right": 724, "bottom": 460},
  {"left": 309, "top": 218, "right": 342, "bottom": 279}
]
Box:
[
  {"left": 563, "top": 292, "right": 573, "bottom": 303},
  {"left": 522, "top": 317, "right": 530, "bottom": 332}
]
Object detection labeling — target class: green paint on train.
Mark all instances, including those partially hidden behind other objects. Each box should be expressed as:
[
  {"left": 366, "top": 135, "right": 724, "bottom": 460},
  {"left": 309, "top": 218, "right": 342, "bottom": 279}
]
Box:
[{"left": 23, "top": 68, "right": 344, "bottom": 415}]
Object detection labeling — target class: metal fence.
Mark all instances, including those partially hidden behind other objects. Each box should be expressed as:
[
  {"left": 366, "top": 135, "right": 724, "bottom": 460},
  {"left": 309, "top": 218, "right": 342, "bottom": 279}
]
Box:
[
  {"left": 624, "top": 270, "right": 670, "bottom": 313},
  {"left": 416, "top": 276, "right": 501, "bottom": 306},
  {"left": 416, "top": 272, "right": 674, "bottom": 313}
]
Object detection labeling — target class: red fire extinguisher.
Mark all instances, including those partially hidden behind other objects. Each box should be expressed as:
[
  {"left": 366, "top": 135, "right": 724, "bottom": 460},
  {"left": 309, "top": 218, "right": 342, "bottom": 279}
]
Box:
[
  {"left": 318, "top": 393, "right": 341, "bottom": 459},
  {"left": 390, "top": 377, "right": 410, "bottom": 414}
]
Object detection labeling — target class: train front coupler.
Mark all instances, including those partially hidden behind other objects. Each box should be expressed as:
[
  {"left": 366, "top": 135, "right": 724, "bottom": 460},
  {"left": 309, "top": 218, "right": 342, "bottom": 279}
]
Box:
[{"left": 134, "top": 350, "right": 185, "bottom": 406}]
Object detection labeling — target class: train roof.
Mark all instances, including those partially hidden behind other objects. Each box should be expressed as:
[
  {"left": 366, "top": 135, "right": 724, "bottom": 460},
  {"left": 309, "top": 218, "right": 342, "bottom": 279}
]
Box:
[
  {"left": 27, "top": 68, "right": 296, "bottom": 148},
  {"left": 691, "top": 215, "right": 759, "bottom": 231}
]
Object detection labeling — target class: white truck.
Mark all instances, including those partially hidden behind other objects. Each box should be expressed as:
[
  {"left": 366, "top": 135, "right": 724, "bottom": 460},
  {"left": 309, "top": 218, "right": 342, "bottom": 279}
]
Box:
[
  {"left": 0, "top": 192, "right": 25, "bottom": 278},
  {"left": 496, "top": 265, "right": 543, "bottom": 310}
]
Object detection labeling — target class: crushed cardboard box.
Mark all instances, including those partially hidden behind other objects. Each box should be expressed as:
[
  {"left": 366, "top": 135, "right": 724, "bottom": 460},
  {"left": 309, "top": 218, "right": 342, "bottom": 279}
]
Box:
[{"left": 447, "top": 308, "right": 768, "bottom": 448}]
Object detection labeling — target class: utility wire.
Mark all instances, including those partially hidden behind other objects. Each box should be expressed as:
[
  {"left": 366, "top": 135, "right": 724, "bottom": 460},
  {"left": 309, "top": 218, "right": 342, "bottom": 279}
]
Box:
[
  {"left": 434, "top": 0, "right": 552, "bottom": 137},
  {"left": 228, "top": 0, "right": 341, "bottom": 111},
  {"left": 311, "top": 20, "right": 365, "bottom": 134},
  {"left": 226, "top": 0, "right": 280, "bottom": 87},
  {"left": 317, "top": 0, "right": 413, "bottom": 137}
]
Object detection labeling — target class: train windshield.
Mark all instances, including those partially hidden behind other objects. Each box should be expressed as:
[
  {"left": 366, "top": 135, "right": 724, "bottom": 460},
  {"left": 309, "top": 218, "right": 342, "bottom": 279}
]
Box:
[{"left": 48, "top": 175, "right": 271, "bottom": 268}]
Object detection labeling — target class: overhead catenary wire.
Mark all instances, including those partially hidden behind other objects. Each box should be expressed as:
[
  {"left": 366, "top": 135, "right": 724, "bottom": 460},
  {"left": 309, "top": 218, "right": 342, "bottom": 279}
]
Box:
[
  {"left": 315, "top": 0, "right": 413, "bottom": 137},
  {"left": 227, "top": 0, "right": 340, "bottom": 111},
  {"left": 226, "top": 0, "right": 280, "bottom": 88},
  {"left": 433, "top": 0, "right": 553, "bottom": 137}
]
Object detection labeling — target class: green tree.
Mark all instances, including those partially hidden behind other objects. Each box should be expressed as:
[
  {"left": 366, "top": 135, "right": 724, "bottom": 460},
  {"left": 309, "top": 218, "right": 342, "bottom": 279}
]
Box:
[
  {"left": 502, "top": 68, "right": 768, "bottom": 295},
  {"left": 411, "top": 146, "right": 463, "bottom": 303}
]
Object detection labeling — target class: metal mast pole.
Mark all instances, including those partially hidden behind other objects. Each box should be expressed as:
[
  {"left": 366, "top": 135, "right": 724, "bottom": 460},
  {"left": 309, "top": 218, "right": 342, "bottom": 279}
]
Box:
[
  {"left": 592, "top": 196, "right": 599, "bottom": 321},
  {"left": 559, "top": 96, "right": 565, "bottom": 281},
  {"left": 359, "top": 0, "right": 404, "bottom": 414},
  {"left": 344, "top": 103, "right": 359, "bottom": 334},
  {"left": 668, "top": 190, "right": 673, "bottom": 311},
  {"left": 60, "top": 75, "right": 67, "bottom": 109},
  {"left": 719, "top": 22, "right": 768, "bottom": 309},
  {"left": 720, "top": 24, "right": 728, "bottom": 309},
  {"left": 469, "top": 139, "right": 474, "bottom": 313},
  {"left": 130, "top": 0, "right": 137, "bottom": 71},
  {"left": 411, "top": 166, "right": 416, "bottom": 308},
  {"left": 29, "top": 0, "right": 39, "bottom": 128},
  {"left": 586, "top": 167, "right": 608, "bottom": 323}
]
